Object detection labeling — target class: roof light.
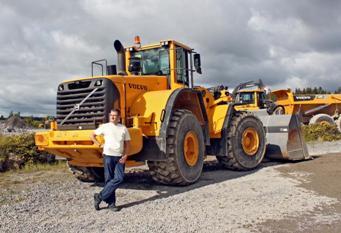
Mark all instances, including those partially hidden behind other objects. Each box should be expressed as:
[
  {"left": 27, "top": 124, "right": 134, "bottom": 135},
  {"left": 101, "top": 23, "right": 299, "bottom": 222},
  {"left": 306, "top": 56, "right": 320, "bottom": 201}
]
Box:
[{"left": 160, "top": 41, "right": 169, "bottom": 46}]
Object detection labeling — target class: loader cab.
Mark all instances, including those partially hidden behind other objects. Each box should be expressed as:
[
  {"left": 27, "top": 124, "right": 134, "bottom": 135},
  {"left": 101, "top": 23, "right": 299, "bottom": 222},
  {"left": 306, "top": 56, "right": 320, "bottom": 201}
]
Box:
[
  {"left": 236, "top": 91, "right": 254, "bottom": 105},
  {"left": 235, "top": 89, "right": 267, "bottom": 109},
  {"left": 125, "top": 38, "right": 201, "bottom": 90}
]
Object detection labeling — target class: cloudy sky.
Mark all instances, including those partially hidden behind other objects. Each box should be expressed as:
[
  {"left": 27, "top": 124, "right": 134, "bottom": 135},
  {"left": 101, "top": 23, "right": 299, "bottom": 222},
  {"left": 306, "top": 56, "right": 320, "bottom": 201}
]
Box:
[{"left": 1, "top": 0, "right": 341, "bottom": 116}]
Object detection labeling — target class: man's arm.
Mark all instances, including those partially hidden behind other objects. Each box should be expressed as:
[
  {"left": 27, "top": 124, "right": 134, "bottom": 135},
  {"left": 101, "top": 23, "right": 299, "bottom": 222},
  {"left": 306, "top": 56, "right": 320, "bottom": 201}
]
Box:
[{"left": 119, "top": 140, "right": 130, "bottom": 164}]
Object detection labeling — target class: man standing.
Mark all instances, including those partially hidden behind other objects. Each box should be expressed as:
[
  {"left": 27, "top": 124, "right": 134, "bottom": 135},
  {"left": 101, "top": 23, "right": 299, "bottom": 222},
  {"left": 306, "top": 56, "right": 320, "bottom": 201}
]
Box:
[{"left": 91, "top": 109, "right": 130, "bottom": 212}]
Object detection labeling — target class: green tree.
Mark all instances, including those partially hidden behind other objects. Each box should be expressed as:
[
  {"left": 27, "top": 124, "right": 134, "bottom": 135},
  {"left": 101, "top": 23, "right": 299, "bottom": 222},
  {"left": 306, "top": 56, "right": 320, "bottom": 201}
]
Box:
[{"left": 295, "top": 88, "right": 301, "bottom": 94}]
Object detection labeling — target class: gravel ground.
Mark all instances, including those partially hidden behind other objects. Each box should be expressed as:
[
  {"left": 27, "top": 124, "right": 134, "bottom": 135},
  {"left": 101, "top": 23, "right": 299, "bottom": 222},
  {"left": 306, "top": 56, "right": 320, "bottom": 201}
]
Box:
[{"left": 0, "top": 142, "right": 341, "bottom": 233}]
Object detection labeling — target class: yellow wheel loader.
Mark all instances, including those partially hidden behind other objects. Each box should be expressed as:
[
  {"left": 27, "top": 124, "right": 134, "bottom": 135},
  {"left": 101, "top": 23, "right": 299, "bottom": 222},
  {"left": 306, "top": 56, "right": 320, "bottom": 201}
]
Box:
[
  {"left": 225, "top": 80, "right": 310, "bottom": 161},
  {"left": 232, "top": 81, "right": 341, "bottom": 132},
  {"left": 35, "top": 37, "right": 308, "bottom": 185}
]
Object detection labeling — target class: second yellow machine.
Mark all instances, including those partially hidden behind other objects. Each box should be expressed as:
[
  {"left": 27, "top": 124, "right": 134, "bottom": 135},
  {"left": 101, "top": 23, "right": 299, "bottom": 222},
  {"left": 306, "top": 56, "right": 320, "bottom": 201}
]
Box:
[{"left": 35, "top": 37, "right": 308, "bottom": 185}]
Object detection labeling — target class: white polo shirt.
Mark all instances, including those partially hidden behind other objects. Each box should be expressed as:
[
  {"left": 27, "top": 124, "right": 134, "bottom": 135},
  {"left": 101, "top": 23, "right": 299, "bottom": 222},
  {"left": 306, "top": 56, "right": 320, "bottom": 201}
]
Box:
[{"left": 94, "top": 122, "right": 131, "bottom": 156}]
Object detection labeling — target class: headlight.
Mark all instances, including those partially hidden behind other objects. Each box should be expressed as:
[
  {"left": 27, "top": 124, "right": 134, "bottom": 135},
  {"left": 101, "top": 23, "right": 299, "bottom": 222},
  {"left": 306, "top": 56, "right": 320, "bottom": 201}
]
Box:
[
  {"left": 95, "top": 80, "right": 103, "bottom": 86},
  {"left": 35, "top": 133, "right": 48, "bottom": 146},
  {"left": 58, "top": 84, "right": 64, "bottom": 91}
]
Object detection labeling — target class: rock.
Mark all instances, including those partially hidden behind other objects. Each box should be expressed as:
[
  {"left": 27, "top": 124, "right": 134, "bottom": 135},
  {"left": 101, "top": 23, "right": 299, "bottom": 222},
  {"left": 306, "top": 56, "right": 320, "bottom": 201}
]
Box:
[
  {"left": 38, "top": 153, "right": 56, "bottom": 163},
  {"left": 0, "top": 160, "right": 6, "bottom": 172},
  {"left": 6, "top": 154, "right": 25, "bottom": 170}
]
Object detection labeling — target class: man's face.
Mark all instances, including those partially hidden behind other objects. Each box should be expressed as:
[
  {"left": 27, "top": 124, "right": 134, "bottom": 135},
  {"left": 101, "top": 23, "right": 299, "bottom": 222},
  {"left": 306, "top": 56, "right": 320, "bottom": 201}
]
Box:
[{"left": 109, "top": 111, "right": 120, "bottom": 124}]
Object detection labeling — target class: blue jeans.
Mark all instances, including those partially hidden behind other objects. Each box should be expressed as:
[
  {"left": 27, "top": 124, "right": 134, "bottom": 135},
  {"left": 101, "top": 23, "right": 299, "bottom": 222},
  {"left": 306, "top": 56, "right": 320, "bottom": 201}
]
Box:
[{"left": 99, "top": 155, "right": 125, "bottom": 205}]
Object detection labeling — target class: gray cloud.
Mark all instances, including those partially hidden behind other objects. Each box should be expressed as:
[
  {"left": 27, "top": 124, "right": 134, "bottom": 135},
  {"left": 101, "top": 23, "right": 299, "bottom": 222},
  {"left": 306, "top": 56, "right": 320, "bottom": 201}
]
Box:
[{"left": 0, "top": 0, "right": 341, "bottom": 116}]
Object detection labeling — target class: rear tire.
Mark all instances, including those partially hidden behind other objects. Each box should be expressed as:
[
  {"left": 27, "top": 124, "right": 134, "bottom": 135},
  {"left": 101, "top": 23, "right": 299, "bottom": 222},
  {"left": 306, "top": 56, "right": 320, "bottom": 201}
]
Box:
[
  {"left": 217, "top": 112, "right": 266, "bottom": 170},
  {"left": 67, "top": 162, "right": 104, "bottom": 182},
  {"left": 309, "top": 114, "right": 335, "bottom": 126},
  {"left": 148, "top": 109, "right": 205, "bottom": 185},
  {"left": 273, "top": 106, "right": 285, "bottom": 115}
]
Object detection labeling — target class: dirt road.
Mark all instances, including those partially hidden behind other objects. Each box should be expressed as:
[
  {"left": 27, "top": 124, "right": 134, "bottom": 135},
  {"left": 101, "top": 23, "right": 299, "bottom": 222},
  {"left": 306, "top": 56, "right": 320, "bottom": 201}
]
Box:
[
  {"left": 1, "top": 151, "right": 341, "bottom": 232},
  {"left": 258, "top": 153, "right": 341, "bottom": 232}
]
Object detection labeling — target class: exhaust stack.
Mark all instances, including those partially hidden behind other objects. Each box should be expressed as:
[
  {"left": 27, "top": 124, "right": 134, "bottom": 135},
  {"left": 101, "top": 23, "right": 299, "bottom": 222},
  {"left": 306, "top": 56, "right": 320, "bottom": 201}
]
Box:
[{"left": 114, "top": 40, "right": 126, "bottom": 75}]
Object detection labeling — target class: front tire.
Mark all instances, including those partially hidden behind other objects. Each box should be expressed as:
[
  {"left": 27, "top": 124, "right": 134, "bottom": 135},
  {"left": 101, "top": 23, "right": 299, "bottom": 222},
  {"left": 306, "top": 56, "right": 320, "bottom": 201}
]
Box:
[
  {"left": 148, "top": 109, "right": 205, "bottom": 185},
  {"left": 217, "top": 112, "right": 266, "bottom": 170}
]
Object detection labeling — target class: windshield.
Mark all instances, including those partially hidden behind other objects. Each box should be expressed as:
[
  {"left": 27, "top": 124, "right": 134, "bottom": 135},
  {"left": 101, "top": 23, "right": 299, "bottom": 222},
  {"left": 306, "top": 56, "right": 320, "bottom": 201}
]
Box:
[
  {"left": 237, "top": 92, "right": 254, "bottom": 104},
  {"left": 130, "top": 47, "right": 170, "bottom": 75}
]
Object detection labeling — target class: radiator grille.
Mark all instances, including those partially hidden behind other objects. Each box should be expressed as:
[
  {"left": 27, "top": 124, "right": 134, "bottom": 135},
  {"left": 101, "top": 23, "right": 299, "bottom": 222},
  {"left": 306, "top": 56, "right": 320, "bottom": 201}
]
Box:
[{"left": 56, "top": 78, "right": 116, "bottom": 130}]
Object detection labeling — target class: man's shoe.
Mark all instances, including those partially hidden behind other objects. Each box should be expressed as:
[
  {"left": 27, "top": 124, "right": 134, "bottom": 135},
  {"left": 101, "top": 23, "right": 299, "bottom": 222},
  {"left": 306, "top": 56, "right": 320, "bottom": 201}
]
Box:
[
  {"left": 94, "top": 193, "right": 101, "bottom": 211},
  {"left": 108, "top": 203, "right": 120, "bottom": 212}
]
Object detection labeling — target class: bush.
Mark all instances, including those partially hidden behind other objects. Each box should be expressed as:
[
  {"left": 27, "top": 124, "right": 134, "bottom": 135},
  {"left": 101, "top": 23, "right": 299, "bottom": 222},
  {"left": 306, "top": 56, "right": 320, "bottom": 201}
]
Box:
[
  {"left": 0, "top": 133, "right": 54, "bottom": 172},
  {"left": 302, "top": 124, "right": 341, "bottom": 142},
  {"left": 24, "top": 117, "right": 43, "bottom": 128}
]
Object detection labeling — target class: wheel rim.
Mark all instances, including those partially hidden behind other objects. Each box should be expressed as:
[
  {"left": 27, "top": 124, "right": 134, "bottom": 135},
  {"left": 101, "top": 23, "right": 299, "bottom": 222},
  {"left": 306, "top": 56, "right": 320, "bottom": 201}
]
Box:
[
  {"left": 241, "top": 127, "right": 260, "bottom": 156},
  {"left": 274, "top": 107, "right": 284, "bottom": 115},
  {"left": 183, "top": 131, "right": 199, "bottom": 167},
  {"left": 319, "top": 120, "right": 331, "bottom": 126}
]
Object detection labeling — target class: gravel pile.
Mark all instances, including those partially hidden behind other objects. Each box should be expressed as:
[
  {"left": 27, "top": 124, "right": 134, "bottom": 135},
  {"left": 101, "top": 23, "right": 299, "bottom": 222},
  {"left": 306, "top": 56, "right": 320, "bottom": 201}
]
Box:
[
  {"left": 0, "top": 121, "right": 37, "bottom": 135},
  {"left": 1, "top": 150, "right": 340, "bottom": 233}
]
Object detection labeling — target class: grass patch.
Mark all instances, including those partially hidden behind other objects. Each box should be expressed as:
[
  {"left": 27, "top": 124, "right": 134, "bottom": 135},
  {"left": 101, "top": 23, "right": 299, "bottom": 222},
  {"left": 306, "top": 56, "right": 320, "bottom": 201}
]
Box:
[
  {"left": 0, "top": 161, "right": 68, "bottom": 181},
  {"left": 0, "top": 161, "right": 68, "bottom": 189},
  {"left": 21, "top": 160, "right": 67, "bottom": 173},
  {"left": 302, "top": 124, "right": 341, "bottom": 142}
]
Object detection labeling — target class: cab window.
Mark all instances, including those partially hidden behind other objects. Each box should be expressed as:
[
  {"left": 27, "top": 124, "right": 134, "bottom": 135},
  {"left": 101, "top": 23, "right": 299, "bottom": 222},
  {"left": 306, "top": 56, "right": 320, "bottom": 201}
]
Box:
[
  {"left": 130, "top": 47, "right": 170, "bottom": 75},
  {"left": 238, "top": 92, "right": 254, "bottom": 104}
]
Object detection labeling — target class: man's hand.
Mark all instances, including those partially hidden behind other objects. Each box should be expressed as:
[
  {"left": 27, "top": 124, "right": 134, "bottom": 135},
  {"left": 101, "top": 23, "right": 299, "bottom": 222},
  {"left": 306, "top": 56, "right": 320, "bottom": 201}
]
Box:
[
  {"left": 90, "top": 133, "right": 103, "bottom": 148},
  {"left": 95, "top": 142, "right": 103, "bottom": 148},
  {"left": 119, "top": 155, "right": 128, "bottom": 164},
  {"left": 119, "top": 140, "right": 130, "bottom": 164}
]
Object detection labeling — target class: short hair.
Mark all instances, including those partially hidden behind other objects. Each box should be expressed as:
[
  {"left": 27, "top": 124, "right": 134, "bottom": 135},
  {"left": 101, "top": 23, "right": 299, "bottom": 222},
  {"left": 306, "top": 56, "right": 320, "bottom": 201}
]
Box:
[{"left": 110, "top": 109, "right": 120, "bottom": 115}]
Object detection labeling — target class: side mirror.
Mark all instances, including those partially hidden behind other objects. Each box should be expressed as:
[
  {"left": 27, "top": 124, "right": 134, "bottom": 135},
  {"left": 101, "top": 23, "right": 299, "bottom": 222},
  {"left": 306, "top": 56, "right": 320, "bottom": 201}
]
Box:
[
  {"left": 194, "top": 54, "right": 202, "bottom": 74},
  {"left": 128, "top": 57, "right": 141, "bottom": 74}
]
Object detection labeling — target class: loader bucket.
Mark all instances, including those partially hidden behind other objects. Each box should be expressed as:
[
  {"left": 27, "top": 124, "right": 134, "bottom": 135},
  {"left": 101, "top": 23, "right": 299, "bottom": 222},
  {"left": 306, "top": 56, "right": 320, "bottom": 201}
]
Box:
[{"left": 255, "top": 113, "right": 310, "bottom": 160}]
